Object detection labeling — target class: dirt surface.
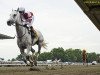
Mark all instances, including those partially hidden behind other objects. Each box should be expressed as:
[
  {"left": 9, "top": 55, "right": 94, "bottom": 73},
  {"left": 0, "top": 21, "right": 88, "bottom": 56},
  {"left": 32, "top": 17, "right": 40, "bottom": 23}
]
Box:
[{"left": 0, "top": 64, "right": 100, "bottom": 75}]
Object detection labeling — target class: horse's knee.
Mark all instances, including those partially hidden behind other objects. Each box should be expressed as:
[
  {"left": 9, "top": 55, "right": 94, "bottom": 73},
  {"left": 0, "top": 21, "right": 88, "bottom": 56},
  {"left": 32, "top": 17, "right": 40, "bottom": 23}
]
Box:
[{"left": 26, "top": 55, "right": 30, "bottom": 60}]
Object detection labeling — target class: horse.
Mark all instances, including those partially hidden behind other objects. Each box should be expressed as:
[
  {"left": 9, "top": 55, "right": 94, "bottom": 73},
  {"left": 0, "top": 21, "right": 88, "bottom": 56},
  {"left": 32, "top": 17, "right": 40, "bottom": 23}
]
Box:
[{"left": 7, "top": 10, "right": 47, "bottom": 66}]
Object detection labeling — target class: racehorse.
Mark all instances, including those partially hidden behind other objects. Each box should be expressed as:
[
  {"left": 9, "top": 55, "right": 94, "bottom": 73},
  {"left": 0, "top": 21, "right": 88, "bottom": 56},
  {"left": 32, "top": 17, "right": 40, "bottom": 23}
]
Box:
[{"left": 7, "top": 10, "right": 47, "bottom": 66}]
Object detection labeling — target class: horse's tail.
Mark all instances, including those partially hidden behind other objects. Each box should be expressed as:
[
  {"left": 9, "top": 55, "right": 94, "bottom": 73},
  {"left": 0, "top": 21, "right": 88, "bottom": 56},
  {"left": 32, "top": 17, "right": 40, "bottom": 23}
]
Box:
[{"left": 42, "top": 41, "right": 48, "bottom": 49}]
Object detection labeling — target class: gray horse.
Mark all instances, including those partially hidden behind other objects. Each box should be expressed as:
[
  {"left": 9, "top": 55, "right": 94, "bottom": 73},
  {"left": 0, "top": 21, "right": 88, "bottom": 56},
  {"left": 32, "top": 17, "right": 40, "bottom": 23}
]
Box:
[{"left": 7, "top": 10, "right": 47, "bottom": 66}]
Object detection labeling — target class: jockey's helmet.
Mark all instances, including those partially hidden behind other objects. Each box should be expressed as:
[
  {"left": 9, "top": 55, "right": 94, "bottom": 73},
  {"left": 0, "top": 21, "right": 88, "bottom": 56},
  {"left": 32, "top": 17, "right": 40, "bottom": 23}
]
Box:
[{"left": 17, "top": 7, "right": 25, "bottom": 13}]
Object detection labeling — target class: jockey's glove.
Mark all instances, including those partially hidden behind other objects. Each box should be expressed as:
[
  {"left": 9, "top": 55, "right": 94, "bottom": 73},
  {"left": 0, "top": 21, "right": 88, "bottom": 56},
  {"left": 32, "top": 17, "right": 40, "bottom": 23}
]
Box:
[{"left": 23, "top": 24, "right": 28, "bottom": 27}]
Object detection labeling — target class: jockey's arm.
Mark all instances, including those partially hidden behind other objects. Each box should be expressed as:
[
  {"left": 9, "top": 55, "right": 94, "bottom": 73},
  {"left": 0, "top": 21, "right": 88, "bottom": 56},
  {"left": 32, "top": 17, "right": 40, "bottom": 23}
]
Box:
[
  {"left": 26, "top": 16, "right": 34, "bottom": 27},
  {"left": 23, "top": 16, "right": 34, "bottom": 31}
]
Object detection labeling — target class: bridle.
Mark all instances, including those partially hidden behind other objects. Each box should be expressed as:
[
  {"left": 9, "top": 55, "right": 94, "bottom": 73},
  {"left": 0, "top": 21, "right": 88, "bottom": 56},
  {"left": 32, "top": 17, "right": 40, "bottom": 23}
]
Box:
[
  {"left": 9, "top": 11, "right": 29, "bottom": 39},
  {"left": 12, "top": 23, "right": 27, "bottom": 39},
  {"left": 11, "top": 12, "right": 27, "bottom": 39}
]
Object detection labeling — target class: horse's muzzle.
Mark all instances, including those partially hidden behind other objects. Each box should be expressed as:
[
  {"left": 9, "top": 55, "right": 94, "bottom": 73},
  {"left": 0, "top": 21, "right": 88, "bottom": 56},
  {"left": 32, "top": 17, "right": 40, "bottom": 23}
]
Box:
[{"left": 7, "top": 21, "right": 12, "bottom": 26}]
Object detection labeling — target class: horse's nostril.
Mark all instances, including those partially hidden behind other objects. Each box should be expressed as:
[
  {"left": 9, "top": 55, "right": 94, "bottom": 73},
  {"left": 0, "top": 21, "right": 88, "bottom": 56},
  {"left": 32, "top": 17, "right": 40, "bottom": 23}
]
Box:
[
  {"left": 7, "top": 21, "right": 10, "bottom": 24},
  {"left": 7, "top": 21, "right": 11, "bottom": 26}
]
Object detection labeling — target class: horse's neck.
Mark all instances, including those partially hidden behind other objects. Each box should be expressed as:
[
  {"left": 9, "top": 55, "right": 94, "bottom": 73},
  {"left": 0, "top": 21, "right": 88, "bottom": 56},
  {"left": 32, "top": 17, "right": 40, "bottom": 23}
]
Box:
[
  {"left": 15, "top": 13, "right": 25, "bottom": 37},
  {"left": 15, "top": 23, "right": 25, "bottom": 37}
]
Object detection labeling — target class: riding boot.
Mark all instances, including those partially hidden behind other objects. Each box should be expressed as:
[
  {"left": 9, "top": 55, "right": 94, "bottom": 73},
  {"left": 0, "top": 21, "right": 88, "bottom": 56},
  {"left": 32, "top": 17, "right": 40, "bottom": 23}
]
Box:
[
  {"left": 30, "top": 31, "right": 33, "bottom": 43},
  {"left": 30, "top": 26, "right": 37, "bottom": 39},
  {"left": 30, "top": 27, "right": 34, "bottom": 44},
  {"left": 30, "top": 26, "right": 37, "bottom": 37}
]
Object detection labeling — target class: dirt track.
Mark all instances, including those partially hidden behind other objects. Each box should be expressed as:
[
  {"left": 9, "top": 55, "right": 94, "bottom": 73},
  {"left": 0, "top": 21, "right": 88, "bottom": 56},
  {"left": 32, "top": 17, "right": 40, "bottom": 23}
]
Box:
[{"left": 0, "top": 64, "right": 100, "bottom": 75}]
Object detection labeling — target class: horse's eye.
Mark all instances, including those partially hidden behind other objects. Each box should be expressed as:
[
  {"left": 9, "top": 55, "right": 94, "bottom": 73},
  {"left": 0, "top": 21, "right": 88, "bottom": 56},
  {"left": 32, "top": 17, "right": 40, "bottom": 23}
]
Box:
[{"left": 13, "top": 14, "right": 16, "bottom": 17}]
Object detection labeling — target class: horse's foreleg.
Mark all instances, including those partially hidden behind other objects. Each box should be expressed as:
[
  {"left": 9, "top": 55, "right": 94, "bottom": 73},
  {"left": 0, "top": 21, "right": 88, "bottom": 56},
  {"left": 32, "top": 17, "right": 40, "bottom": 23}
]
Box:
[
  {"left": 20, "top": 48, "right": 28, "bottom": 65},
  {"left": 26, "top": 45, "right": 32, "bottom": 60},
  {"left": 26, "top": 45, "right": 34, "bottom": 66},
  {"left": 26, "top": 45, "right": 31, "bottom": 55}
]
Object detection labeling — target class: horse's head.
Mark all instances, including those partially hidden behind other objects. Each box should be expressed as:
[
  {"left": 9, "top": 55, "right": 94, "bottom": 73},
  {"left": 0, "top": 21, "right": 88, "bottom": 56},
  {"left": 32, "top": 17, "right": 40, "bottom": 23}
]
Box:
[{"left": 7, "top": 10, "right": 18, "bottom": 26}]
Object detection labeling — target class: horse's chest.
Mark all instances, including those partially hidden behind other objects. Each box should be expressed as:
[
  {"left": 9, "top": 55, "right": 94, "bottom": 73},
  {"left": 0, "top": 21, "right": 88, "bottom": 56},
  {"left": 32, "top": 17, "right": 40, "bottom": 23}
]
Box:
[{"left": 17, "top": 38, "right": 31, "bottom": 46}]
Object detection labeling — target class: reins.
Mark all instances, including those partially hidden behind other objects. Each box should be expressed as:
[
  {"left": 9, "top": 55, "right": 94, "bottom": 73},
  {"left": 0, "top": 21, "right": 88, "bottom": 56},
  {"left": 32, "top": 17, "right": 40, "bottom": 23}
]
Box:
[
  {"left": 12, "top": 24, "right": 27, "bottom": 39},
  {"left": 10, "top": 11, "right": 29, "bottom": 39}
]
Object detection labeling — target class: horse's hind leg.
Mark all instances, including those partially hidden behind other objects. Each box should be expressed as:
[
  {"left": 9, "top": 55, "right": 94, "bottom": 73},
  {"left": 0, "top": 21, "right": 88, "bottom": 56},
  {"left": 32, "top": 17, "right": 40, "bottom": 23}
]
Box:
[
  {"left": 37, "top": 42, "right": 42, "bottom": 54},
  {"left": 29, "top": 42, "right": 41, "bottom": 66}
]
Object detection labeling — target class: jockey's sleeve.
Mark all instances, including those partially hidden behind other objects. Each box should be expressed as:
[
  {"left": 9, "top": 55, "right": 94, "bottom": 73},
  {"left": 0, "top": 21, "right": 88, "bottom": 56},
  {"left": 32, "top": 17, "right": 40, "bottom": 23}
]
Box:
[{"left": 26, "top": 16, "right": 34, "bottom": 26}]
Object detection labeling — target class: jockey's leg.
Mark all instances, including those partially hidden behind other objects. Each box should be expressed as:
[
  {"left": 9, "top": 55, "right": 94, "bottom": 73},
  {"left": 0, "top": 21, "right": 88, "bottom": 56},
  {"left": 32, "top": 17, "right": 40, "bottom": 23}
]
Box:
[
  {"left": 30, "top": 26, "right": 37, "bottom": 38},
  {"left": 29, "top": 26, "right": 34, "bottom": 44},
  {"left": 30, "top": 26, "right": 38, "bottom": 44}
]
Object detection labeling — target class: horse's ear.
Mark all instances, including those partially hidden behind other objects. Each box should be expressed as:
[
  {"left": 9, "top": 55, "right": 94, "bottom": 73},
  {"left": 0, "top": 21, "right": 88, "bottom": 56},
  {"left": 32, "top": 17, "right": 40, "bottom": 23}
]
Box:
[{"left": 17, "top": 7, "right": 19, "bottom": 11}]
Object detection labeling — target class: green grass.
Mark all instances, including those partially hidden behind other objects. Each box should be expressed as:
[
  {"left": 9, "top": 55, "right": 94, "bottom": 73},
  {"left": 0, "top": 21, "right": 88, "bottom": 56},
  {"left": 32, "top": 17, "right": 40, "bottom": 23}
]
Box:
[{"left": 0, "top": 64, "right": 100, "bottom": 75}]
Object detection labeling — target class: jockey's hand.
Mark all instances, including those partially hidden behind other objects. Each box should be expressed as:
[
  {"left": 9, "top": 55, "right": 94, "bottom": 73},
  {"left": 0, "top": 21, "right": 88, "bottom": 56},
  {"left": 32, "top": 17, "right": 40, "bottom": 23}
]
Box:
[{"left": 23, "top": 24, "right": 27, "bottom": 27}]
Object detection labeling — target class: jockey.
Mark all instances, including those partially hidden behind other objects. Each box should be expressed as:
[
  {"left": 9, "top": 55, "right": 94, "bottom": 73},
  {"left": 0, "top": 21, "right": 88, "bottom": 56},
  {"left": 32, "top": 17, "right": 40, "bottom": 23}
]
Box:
[{"left": 17, "top": 7, "right": 37, "bottom": 40}]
